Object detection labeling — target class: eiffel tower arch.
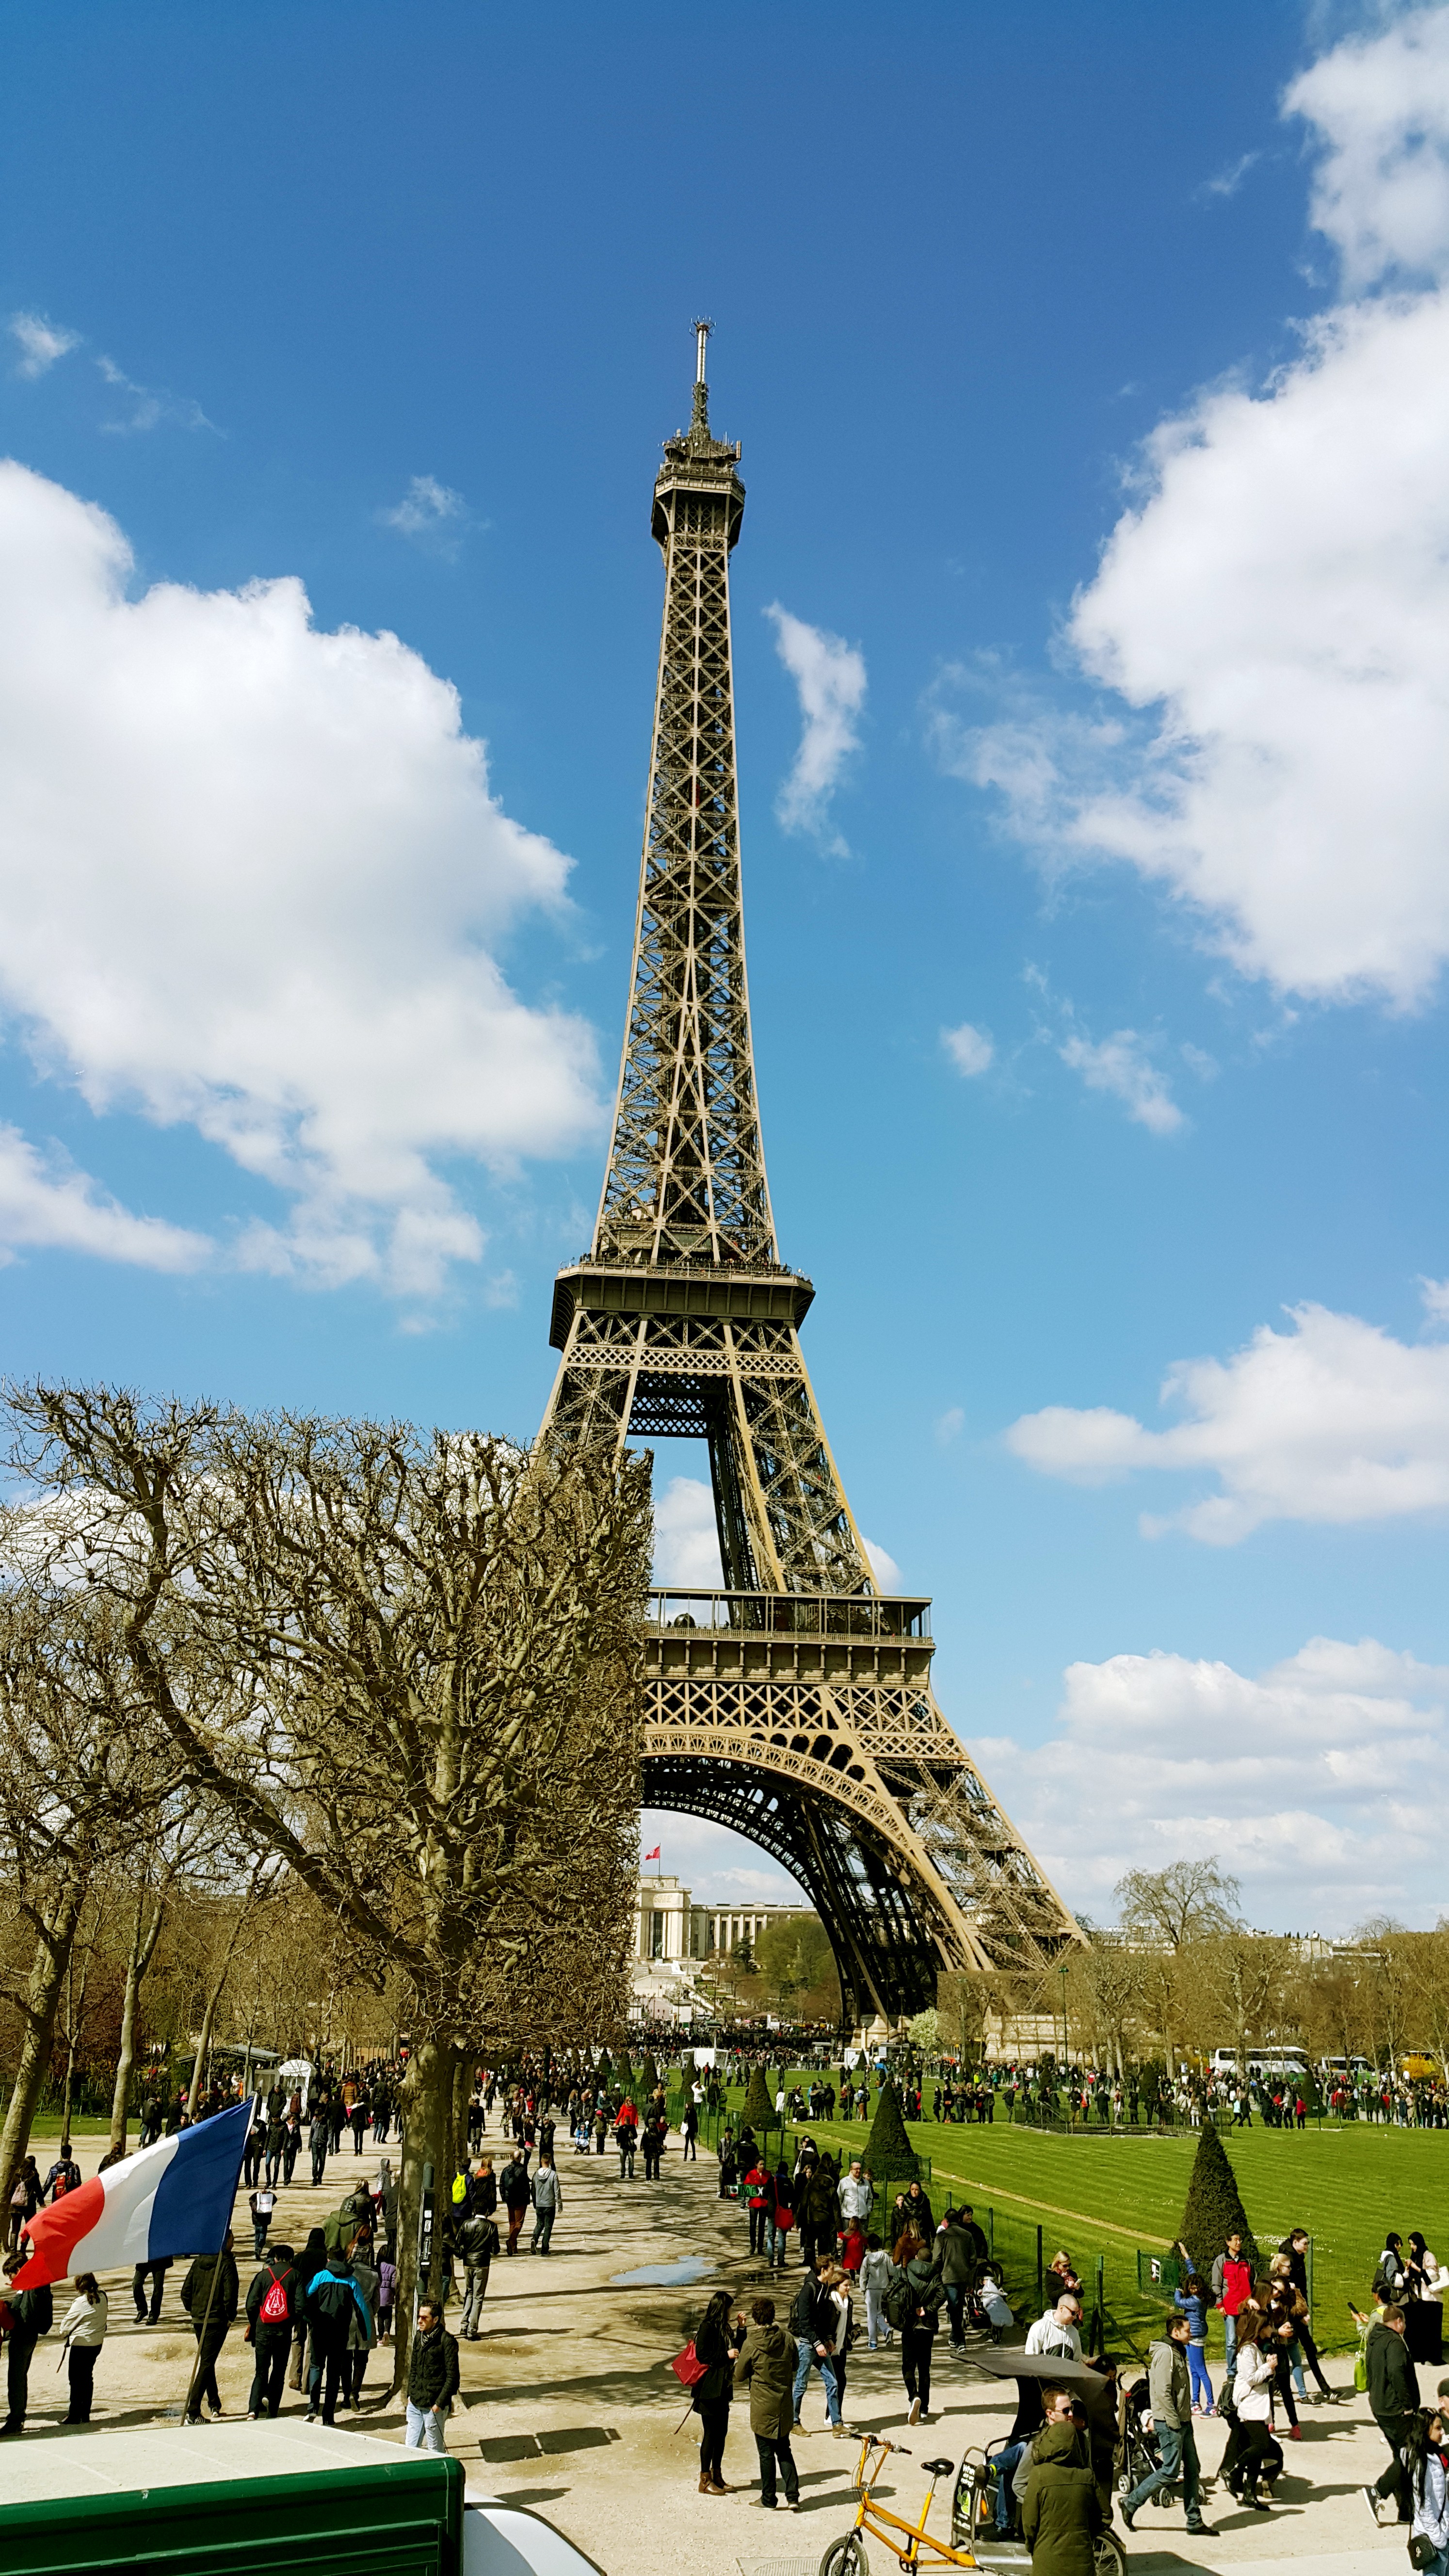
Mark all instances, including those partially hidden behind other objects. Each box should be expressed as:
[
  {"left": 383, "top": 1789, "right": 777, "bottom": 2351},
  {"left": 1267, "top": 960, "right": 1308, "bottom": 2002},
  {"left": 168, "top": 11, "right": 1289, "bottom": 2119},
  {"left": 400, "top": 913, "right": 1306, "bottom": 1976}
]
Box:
[{"left": 540, "top": 324, "right": 1082, "bottom": 2028}]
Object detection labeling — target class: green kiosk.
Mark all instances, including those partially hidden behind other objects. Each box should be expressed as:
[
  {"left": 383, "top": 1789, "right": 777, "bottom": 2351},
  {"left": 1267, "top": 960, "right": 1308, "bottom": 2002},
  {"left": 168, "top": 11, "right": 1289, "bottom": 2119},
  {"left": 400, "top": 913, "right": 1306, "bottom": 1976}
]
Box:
[{"left": 0, "top": 2420, "right": 602, "bottom": 2575}]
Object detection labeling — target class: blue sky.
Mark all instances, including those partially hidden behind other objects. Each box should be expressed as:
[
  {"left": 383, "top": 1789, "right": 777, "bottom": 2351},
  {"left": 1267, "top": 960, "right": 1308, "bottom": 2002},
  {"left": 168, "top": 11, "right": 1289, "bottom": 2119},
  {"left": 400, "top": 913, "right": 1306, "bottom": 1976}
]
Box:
[{"left": 1, "top": 1, "right": 1447, "bottom": 1930}]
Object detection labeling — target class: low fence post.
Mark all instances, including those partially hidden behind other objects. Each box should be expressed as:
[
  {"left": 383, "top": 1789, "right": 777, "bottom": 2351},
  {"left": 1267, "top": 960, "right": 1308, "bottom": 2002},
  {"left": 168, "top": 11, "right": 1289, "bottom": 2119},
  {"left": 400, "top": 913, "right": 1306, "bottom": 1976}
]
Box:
[{"left": 1036, "top": 2225, "right": 1044, "bottom": 2310}]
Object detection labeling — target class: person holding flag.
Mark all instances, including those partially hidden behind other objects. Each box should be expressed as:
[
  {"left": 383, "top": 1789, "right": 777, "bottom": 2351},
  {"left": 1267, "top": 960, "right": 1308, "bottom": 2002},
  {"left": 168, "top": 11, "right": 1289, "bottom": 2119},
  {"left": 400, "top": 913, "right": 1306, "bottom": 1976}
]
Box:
[{"left": 6, "top": 2095, "right": 255, "bottom": 2429}]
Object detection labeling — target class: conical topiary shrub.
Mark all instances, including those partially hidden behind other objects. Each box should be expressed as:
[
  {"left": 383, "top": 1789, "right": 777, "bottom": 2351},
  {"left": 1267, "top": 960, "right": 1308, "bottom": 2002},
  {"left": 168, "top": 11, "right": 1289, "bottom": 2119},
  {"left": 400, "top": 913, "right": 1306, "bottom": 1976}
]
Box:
[
  {"left": 1177, "top": 2120, "right": 1259, "bottom": 2278},
  {"left": 678, "top": 2050, "right": 695, "bottom": 2093},
  {"left": 642, "top": 2052, "right": 660, "bottom": 2094},
  {"left": 862, "top": 2077, "right": 920, "bottom": 2185},
  {"left": 596, "top": 2047, "right": 613, "bottom": 2092},
  {"left": 614, "top": 2054, "right": 635, "bottom": 2099},
  {"left": 743, "top": 2064, "right": 774, "bottom": 2131}
]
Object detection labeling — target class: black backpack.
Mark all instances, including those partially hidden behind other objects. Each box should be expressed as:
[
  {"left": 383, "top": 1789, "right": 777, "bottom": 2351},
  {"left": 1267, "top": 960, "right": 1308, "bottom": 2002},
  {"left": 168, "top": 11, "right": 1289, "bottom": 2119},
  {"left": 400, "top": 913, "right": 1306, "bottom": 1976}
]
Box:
[
  {"left": 883, "top": 2268, "right": 913, "bottom": 2332},
  {"left": 791, "top": 2277, "right": 834, "bottom": 2342}
]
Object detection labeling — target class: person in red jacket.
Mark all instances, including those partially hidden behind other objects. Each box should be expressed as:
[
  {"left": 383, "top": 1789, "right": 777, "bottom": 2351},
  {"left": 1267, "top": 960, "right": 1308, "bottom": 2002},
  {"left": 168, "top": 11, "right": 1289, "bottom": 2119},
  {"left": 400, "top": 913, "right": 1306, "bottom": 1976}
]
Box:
[
  {"left": 1211, "top": 2231, "right": 1255, "bottom": 2375},
  {"left": 745, "top": 2159, "right": 770, "bottom": 2258}
]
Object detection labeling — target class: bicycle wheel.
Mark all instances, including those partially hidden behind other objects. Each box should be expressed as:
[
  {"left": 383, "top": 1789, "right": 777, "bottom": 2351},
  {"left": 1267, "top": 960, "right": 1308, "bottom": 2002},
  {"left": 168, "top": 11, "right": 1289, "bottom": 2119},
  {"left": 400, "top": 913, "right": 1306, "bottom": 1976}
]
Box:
[
  {"left": 1094, "top": 2533, "right": 1127, "bottom": 2576},
  {"left": 818, "top": 2535, "right": 869, "bottom": 2576}
]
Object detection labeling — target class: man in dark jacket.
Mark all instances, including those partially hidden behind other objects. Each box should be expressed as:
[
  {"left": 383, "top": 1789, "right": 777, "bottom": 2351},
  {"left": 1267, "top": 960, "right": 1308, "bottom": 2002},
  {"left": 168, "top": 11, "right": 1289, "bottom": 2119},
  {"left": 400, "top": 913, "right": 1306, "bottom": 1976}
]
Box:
[
  {"left": 457, "top": 2207, "right": 499, "bottom": 2336},
  {"left": 1021, "top": 2413, "right": 1106, "bottom": 2573},
  {"left": 304, "top": 2252, "right": 371, "bottom": 2426},
  {"left": 897, "top": 2243, "right": 945, "bottom": 2425},
  {"left": 789, "top": 2261, "right": 843, "bottom": 2433},
  {"left": 405, "top": 2300, "right": 460, "bottom": 2452},
  {"left": 180, "top": 2230, "right": 240, "bottom": 2422},
  {"left": 938, "top": 2212, "right": 977, "bottom": 2348},
  {"left": 1364, "top": 2304, "right": 1418, "bottom": 2523},
  {"left": 0, "top": 2254, "right": 52, "bottom": 2435},
  {"left": 245, "top": 2241, "right": 299, "bottom": 2418},
  {"left": 1119, "top": 2314, "right": 1212, "bottom": 2535},
  {"left": 500, "top": 2152, "right": 532, "bottom": 2253}
]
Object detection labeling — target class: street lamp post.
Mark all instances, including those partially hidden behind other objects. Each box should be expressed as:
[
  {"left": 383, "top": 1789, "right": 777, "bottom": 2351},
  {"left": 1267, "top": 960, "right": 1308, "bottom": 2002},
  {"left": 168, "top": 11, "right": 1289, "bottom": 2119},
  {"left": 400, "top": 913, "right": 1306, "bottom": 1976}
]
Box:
[{"left": 1059, "top": 1962, "right": 1070, "bottom": 2117}]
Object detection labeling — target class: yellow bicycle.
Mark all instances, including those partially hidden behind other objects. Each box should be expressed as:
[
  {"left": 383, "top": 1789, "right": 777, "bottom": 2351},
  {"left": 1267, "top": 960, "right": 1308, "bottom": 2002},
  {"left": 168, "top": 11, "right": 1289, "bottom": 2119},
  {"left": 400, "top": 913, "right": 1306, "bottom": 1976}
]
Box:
[
  {"left": 817, "top": 2434, "right": 977, "bottom": 2575},
  {"left": 817, "top": 2434, "right": 1127, "bottom": 2576}
]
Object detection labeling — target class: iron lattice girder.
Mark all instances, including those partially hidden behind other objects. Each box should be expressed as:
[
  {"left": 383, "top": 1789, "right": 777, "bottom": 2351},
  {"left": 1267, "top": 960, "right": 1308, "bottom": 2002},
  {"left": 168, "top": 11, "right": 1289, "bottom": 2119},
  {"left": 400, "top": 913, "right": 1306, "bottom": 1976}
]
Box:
[
  {"left": 642, "top": 1590, "right": 1075, "bottom": 2016},
  {"left": 538, "top": 353, "right": 1083, "bottom": 2007}
]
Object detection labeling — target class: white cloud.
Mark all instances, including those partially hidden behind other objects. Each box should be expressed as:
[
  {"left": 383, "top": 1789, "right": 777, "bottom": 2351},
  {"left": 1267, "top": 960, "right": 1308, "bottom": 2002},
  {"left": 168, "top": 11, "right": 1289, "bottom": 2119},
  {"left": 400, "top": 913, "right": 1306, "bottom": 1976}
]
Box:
[
  {"left": 638, "top": 1808, "right": 805, "bottom": 1905},
  {"left": 652, "top": 1477, "right": 724, "bottom": 1588},
  {"left": 975, "top": 1634, "right": 1449, "bottom": 1928},
  {"left": 942, "top": 8, "right": 1449, "bottom": 1008},
  {"left": 1197, "top": 150, "right": 1262, "bottom": 202},
  {"left": 1059, "top": 1028, "right": 1183, "bottom": 1135},
  {"left": 1423, "top": 1276, "right": 1449, "bottom": 1328},
  {"left": 380, "top": 476, "right": 468, "bottom": 547},
  {"left": 10, "top": 312, "right": 79, "bottom": 379},
  {"left": 765, "top": 603, "right": 866, "bottom": 847},
  {"left": 863, "top": 1535, "right": 902, "bottom": 1592},
  {"left": 0, "top": 462, "right": 599, "bottom": 1293},
  {"left": 96, "top": 354, "right": 212, "bottom": 436},
  {"left": 1289, "top": 5, "right": 1449, "bottom": 288},
  {"left": 1006, "top": 1298, "right": 1449, "bottom": 1543},
  {"left": 942, "top": 1021, "right": 994, "bottom": 1078},
  {"left": 936, "top": 1406, "right": 966, "bottom": 1444},
  {"left": 650, "top": 1475, "right": 900, "bottom": 1594},
  {"left": 0, "top": 1126, "right": 208, "bottom": 1272}
]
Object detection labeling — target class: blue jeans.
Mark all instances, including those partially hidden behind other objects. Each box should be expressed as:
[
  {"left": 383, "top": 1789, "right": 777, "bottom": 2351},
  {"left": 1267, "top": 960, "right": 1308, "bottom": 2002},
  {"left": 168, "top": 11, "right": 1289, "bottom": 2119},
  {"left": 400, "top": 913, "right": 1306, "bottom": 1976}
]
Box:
[
  {"left": 768, "top": 2220, "right": 789, "bottom": 2265},
  {"left": 405, "top": 2399, "right": 448, "bottom": 2452},
  {"left": 1124, "top": 2418, "right": 1202, "bottom": 2523},
  {"left": 1187, "top": 2342, "right": 1213, "bottom": 2409},
  {"left": 995, "top": 2439, "right": 1028, "bottom": 2531},
  {"left": 791, "top": 2336, "right": 840, "bottom": 2426},
  {"left": 945, "top": 2284, "right": 966, "bottom": 2345},
  {"left": 1224, "top": 2312, "right": 1239, "bottom": 2374}
]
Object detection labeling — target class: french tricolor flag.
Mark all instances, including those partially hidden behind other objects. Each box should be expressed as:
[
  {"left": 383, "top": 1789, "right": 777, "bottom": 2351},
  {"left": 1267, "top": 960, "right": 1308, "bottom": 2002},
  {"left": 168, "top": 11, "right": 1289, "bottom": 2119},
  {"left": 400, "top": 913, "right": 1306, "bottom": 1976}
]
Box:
[{"left": 11, "top": 2096, "right": 255, "bottom": 2292}]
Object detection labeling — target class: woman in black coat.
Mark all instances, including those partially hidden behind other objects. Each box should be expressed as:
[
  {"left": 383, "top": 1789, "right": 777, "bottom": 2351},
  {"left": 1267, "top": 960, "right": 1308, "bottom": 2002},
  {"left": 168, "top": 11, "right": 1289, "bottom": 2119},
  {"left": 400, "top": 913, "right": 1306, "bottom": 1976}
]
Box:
[{"left": 692, "top": 2287, "right": 743, "bottom": 2494}]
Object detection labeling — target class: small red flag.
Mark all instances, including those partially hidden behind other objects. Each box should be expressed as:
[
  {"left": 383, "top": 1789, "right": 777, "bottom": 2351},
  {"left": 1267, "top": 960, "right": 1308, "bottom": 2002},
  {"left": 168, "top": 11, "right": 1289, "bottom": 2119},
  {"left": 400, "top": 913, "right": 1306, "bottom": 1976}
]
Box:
[{"left": 644, "top": 1845, "right": 661, "bottom": 1860}]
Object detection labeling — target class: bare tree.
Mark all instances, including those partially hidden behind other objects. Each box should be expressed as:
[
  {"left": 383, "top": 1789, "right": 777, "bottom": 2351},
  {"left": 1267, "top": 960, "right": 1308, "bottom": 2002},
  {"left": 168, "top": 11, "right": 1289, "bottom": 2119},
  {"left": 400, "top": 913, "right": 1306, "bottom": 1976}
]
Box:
[
  {"left": 0, "top": 1586, "right": 168, "bottom": 2204},
  {"left": 1115, "top": 1858, "right": 1242, "bottom": 1950},
  {"left": 8, "top": 1387, "right": 650, "bottom": 2377},
  {"left": 185, "top": 1857, "right": 282, "bottom": 2115}
]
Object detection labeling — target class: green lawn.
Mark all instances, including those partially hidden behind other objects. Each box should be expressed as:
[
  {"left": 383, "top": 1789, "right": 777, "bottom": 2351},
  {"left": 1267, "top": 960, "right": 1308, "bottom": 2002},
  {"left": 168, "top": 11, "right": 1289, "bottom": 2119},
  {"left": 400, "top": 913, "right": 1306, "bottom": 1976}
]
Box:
[{"left": 708, "top": 2075, "right": 1449, "bottom": 2359}]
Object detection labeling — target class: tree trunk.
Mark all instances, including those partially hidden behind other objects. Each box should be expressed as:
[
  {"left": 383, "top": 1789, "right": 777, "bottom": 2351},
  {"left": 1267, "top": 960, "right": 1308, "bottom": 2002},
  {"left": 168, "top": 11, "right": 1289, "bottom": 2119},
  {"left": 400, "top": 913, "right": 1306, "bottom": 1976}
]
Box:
[
  {"left": 450, "top": 2050, "right": 469, "bottom": 2191},
  {"left": 109, "top": 1888, "right": 168, "bottom": 2158},
  {"left": 0, "top": 1875, "right": 87, "bottom": 2207},
  {"left": 394, "top": 2036, "right": 453, "bottom": 2392}
]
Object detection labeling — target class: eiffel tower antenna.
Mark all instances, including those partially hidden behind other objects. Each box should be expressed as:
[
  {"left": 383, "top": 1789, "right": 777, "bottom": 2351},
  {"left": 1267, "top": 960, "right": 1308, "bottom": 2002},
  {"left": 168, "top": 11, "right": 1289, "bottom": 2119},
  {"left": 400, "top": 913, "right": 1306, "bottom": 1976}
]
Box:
[{"left": 540, "top": 325, "right": 1082, "bottom": 2025}]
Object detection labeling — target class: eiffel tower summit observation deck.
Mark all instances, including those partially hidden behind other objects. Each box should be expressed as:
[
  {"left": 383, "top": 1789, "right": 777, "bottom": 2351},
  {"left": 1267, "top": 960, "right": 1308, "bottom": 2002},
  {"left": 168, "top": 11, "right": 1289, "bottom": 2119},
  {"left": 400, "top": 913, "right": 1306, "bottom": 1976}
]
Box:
[{"left": 539, "top": 324, "right": 1081, "bottom": 2027}]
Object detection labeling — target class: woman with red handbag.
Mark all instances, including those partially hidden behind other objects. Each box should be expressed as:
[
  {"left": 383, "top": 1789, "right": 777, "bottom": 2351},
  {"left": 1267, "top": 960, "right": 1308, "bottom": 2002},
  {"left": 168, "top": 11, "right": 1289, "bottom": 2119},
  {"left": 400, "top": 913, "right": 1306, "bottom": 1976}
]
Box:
[{"left": 687, "top": 2288, "right": 745, "bottom": 2494}]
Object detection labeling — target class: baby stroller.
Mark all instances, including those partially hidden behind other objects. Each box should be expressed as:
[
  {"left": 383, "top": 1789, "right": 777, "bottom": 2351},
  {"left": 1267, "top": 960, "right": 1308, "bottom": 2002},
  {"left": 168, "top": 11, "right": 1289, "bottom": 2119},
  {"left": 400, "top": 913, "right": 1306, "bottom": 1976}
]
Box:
[
  {"left": 964, "top": 2264, "right": 1014, "bottom": 2343},
  {"left": 1117, "top": 2374, "right": 1172, "bottom": 2508}
]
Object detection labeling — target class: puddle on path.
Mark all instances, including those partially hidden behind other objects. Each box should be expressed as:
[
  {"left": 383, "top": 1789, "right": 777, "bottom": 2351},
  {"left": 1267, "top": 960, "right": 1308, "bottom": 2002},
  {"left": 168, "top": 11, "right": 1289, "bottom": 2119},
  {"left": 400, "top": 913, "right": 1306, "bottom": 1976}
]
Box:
[{"left": 610, "top": 2255, "right": 713, "bottom": 2287}]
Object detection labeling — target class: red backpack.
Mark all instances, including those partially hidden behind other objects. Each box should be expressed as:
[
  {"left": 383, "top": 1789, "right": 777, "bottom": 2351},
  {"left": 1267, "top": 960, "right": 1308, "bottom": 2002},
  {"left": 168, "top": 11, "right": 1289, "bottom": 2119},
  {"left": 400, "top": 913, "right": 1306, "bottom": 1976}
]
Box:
[{"left": 258, "top": 2264, "right": 293, "bottom": 2325}]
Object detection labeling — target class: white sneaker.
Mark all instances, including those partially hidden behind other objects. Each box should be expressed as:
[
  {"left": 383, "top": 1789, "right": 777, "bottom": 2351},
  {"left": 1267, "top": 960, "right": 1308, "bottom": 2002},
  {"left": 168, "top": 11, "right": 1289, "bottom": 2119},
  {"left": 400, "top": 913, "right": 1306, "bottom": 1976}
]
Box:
[{"left": 909, "top": 2398, "right": 921, "bottom": 2425}]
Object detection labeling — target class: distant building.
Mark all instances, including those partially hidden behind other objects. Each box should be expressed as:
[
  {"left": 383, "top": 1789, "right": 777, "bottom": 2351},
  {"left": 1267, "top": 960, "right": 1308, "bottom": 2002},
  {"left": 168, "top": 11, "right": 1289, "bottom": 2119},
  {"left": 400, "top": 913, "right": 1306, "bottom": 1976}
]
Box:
[{"left": 633, "top": 1873, "right": 815, "bottom": 1965}]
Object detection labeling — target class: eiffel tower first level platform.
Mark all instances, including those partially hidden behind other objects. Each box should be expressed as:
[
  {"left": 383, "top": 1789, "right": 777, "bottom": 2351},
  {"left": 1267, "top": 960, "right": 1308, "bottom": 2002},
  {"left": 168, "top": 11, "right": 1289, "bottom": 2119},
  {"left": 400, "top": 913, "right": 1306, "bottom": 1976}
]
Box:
[{"left": 539, "top": 323, "right": 1082, "bottom": 2026}]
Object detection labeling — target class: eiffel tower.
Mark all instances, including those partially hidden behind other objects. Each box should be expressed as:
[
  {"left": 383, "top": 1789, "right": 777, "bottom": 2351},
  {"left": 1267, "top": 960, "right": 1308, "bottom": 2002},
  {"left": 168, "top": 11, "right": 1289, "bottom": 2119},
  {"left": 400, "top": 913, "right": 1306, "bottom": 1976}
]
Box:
[{"left": 540, "top": 325, "right": 1081, "bottom": 2025}]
